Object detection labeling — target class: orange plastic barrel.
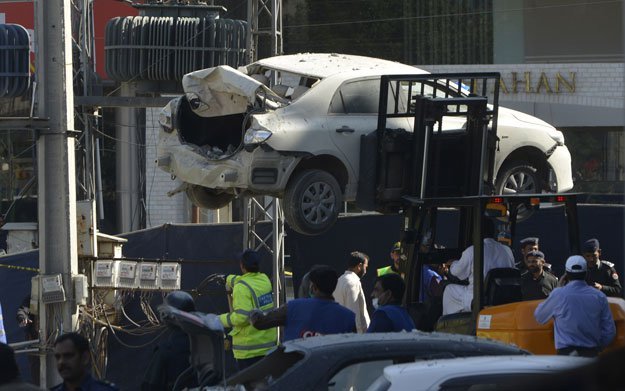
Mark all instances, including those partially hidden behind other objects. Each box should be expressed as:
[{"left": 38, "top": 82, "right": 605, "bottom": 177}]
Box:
[{"left": 476, "top": 297, "right": 625, "bottom": 355}]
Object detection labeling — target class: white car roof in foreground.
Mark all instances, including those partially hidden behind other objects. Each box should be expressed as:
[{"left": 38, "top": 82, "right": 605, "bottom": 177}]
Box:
[
  {"left": 383, "top": 355, "right": 589, "bottom": 389},
  {"left": 252, "top": 53, "right": 426, "bottom": 79}
]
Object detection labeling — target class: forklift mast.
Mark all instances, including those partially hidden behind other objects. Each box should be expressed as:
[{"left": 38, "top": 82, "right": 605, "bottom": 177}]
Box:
[
  {"left": 357, "top": 73, "right": 501, "bottom": 321},
  {"left": 359, "top": 72, "right": 583, "bottom": 332}
]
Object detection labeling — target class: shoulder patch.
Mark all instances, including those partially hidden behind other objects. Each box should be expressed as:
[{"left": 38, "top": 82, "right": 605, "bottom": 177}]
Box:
[{"left": 613, "top": 272, "right": 619, "bottom": 280}]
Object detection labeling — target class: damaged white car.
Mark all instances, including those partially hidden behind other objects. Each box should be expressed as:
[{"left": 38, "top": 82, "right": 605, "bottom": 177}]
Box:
[{"left": 157, "top": 53, "right": 573, "bottom": 235}]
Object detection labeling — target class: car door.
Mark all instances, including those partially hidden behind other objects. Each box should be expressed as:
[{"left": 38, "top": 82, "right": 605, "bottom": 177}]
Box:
[{"left": 326, "top": 78, "right": 413, "bottom": 182}]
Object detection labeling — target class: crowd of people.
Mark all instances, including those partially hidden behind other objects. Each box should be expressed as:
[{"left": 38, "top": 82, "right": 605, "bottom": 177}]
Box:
[{"left": 1, "top": 231, "right": 621, "bottom": 389}]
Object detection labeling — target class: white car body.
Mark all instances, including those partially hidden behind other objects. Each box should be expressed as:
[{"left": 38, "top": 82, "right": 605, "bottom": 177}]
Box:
[
  {"left": 157, "top": 53, "right": 573, "bottom": 234},
  {"left": 367, "top": 355, "right": 589, "bottom": 391}
]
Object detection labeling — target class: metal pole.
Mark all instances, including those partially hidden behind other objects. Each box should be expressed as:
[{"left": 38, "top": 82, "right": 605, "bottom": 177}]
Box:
[
  {"left": 116, "top": 82, "right": 140, "bottom": 233},
  {"left": 95, "top": 137, "right": 104, "bottom": 218},
  {"left": 246, "top": 0, "right": 256, "bottom": 62},
  {"left": 272, "top": 198, "right": 285, "bottom": 306},
  {"left": 35, "top": 0, "right": 79, "bottom": 387}
]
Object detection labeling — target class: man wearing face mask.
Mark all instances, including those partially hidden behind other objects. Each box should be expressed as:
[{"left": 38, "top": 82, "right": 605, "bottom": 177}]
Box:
[
  {"left": 333, "top": 251, "right": 370, "bottom": 333},
  {"left": 367, "top": 273, "right": 415, "bottom": 333}
]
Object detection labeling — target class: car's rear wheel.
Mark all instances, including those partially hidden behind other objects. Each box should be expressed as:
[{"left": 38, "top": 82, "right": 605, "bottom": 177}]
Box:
[
  {"left": 186, "top": 185, "right": 234, "bottom": 209},
  {"left": 284, "top": 169, "right": 342, "bottom": 236}
]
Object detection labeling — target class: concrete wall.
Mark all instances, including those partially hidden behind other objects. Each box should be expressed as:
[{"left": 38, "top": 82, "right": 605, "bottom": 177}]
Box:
[{"left": 144, "top": 107, "right": 191, "bottom": 227}]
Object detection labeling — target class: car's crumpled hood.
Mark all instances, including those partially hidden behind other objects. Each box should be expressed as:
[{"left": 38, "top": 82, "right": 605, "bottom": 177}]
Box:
[{"left": 182, "top": 65, "right": 281, "bottom": 118}]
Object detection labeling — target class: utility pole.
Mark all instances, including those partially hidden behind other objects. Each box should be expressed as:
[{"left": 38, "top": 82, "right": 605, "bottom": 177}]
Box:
[{"left": 35, "top": 0, "right": 79, "bottom": 387}]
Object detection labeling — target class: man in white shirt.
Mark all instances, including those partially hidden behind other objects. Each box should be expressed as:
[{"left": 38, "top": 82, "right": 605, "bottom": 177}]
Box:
[
  {"left": 442, "top": 219, "right": 516, "bottom": 315},
  {"left": 333, "top": 251, "right": 370, "bottom": 333}
]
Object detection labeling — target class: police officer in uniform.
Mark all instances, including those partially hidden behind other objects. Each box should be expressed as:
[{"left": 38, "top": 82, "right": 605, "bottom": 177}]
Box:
[
  {"left": 520, "top": 250, "right": 558, "bottom": 300},
  {"left": 515, "top": 237, "right": 539, "bottom": 271},
  {"left": 581, "top": 238, "right": 622, "bottom": 297},
  {"left": 51, "top": 332, "right": 118, "bottom": 391},
  {"left": 367, "top": 274, "right": 415, "bottom": 333},
  {"left": 249, "top": 266, "right": 356, "bottom": 341},
  {"left": 204, "top": 249, "right": 277, "bottom": 371}
]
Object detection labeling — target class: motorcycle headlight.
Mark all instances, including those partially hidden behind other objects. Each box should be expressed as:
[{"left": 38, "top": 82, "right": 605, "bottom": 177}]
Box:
[{"left": 244, "top": 128, "right": 272, "bottom": 145}]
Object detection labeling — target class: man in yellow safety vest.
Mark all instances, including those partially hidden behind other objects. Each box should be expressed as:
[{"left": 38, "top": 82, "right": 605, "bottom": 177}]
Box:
[
  {"left": 205, "top": 249, "right": 277, "bottom": 371},
  {"left": 377, "top": 242, "right": 404, "bottom": 278}
]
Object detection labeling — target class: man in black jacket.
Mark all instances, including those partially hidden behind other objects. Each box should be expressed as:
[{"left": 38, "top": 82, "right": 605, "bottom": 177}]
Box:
[
  {"left": 581, "top": 238, "right": 621, "bottom": 297},
  {"left": 520, "top": 250, "right": 558, "bottom": 300}
]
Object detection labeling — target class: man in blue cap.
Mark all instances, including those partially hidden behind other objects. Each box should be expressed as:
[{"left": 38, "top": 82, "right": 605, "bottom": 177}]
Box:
[
  {"left": 580, "top": 238, "right": 621, "bottom": 297},
  {"left": 535, "top": 255, "right": 615, "bottom": 357}
]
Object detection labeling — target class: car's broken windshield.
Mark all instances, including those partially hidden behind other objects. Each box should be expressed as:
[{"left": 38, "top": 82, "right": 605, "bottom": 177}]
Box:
[{"left": 253, "top": 67, "right": 318, "bottom": 100}]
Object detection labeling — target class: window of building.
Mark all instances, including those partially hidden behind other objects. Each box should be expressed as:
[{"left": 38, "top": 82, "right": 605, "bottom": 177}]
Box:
[{"left": 563, "top": 127, "right": 624, "bottom": 194}]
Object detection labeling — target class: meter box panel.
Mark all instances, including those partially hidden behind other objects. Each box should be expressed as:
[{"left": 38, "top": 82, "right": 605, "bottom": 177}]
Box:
[
  {"left": 118, "top": 261, "right": 139, "bottom": 289},
  {"left": 94, "top": 260, "right": 119, "bottom": 287},
  {"left": 159, "top": 262, "right": 181, "bottom": 290},
  {"left": 139, "top": 262, "right": 159, "bottom": 290},
  {"left": 41, "top": 274, "right": 67, "bottom": 304},
  {"left": 73, "top": 274, "right": 89, "bottom": 305}
]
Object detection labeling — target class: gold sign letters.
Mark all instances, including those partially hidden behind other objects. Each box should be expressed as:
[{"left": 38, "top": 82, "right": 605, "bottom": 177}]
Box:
[{"left": 499, "top": 72, "right": 576, "bottom": 94}]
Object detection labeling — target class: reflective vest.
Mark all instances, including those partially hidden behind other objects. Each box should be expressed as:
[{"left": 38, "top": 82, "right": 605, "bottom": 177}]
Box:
[
  {"left": 0, "top": 301, "right": 6, "bottom": 343},
  {"left": 219, "top": 273, "right": 277, "bottom": 359},
  {"left": 285, "top": 298, "right": 356, "bottom": 341},
  {"left": 377, "top": 265, "right": 399, "bottom": 277}
]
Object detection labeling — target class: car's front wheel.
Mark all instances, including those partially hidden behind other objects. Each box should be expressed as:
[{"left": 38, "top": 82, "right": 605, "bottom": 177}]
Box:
[
  {"left": 284, "top": 169, "right": 342, "bottom": 236},
  {"left": 186, "top": 185, "right": 234, "bottom": 209},
  {"left": 495, "top": 162, "right": 543, "bottom": 221},
  {"left": 495, "top": 162, "right": 542, "bottom": 195}
]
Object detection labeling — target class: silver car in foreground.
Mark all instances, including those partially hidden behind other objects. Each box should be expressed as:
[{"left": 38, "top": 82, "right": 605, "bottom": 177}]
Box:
[
  {"left": 366, "top": 355, "right": 589, "bottom": 390},
  {"left": 157, "top": 53, "right": 573, "bottom": 235}
]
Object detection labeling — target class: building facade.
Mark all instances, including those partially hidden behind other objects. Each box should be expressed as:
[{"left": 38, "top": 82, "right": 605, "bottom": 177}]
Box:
[{"left": 417, "top": 63, "right": 624, "bottom": 193}]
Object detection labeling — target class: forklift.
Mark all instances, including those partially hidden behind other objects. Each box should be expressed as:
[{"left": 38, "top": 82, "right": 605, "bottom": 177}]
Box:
[{"left": 359, "top": 72, "right": 625, "bottom": 354}]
